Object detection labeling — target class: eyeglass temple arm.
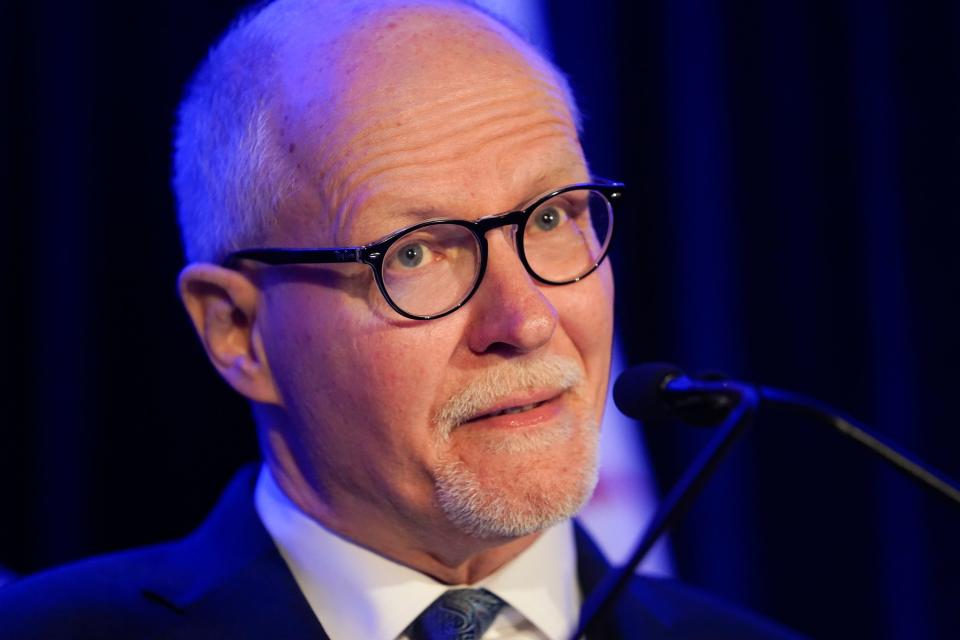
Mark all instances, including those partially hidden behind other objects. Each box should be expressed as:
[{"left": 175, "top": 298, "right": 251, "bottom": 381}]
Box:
[{"left": 223, "top": 247, "right": 363, "bottom": 267}]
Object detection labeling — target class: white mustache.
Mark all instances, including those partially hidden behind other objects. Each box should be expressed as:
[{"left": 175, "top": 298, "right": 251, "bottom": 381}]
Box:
[{"left": 433, "top": 354, "right": 585, "bottom": 438}]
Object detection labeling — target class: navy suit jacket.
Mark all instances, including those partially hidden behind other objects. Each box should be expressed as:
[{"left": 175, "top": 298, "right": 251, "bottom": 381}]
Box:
[{"left": 0, "top": 467, "right": 803, "bottom": 639}]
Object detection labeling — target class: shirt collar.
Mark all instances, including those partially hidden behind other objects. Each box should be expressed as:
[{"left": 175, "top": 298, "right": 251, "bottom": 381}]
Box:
[
  {"left": 254, "top": 464, "right": 580, "bottom": 640},
  {"left": 478, "top": 516, "right": 580, "bottom": 639}
]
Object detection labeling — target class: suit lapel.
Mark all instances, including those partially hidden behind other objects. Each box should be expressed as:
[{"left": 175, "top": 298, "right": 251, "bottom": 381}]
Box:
[
  {"left": 574, "top": 522, "right": 675, "bottom": 639},
  {"left": 144, "top": 466, "right": 329, "bottom": 639}
]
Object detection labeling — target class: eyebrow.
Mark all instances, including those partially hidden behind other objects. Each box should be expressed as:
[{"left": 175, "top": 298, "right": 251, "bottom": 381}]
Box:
[
  {"left": 381, "top": 172, "right": 582, "bottom": 226},
  {"left": 372, "top": 206, "right": 453, "bottom": 237}
]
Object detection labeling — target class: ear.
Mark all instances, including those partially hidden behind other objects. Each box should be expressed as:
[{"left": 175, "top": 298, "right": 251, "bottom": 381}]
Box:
[{"left": 178, "top": 263, "right": 282, "bottom": 405}]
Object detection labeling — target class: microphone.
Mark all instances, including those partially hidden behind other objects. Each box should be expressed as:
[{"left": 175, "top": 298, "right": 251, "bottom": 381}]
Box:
[
  {"left": 611, "top": 362, "right": 960, "bottom": 507},
  {"left": 612, "top": 362, "right": 740, "bottom": 425}
]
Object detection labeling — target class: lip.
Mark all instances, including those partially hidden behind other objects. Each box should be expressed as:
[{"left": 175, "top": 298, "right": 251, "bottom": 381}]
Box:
[{"left": 461, "top": 390, "right": 566, "bottom": 429}]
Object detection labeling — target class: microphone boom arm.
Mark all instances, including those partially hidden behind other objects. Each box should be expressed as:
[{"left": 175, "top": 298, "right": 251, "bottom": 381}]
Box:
[{"left": 759, "top": 386, "right": 960, "bottom": 505}]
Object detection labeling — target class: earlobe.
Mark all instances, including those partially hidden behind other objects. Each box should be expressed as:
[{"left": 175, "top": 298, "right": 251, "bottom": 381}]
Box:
[{"left": 177, "top": 263, "right": 282, "bottom": 405}]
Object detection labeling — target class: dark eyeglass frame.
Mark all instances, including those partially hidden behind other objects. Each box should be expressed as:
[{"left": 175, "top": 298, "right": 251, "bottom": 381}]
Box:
[{"left": 224, "top": 179, "right": 625, "bottom": 320}]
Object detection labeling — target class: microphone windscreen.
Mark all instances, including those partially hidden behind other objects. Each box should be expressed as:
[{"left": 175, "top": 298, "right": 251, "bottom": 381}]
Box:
[{"left": 613, "top": 362, "right": 683, "bottom": 420}]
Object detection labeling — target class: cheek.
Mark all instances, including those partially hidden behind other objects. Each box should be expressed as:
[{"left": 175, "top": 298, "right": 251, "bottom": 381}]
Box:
[
  {"left": 259, "top": 282, "right": 458, "bottom": 462},
  {"left": 564, "top": 265, "right": 614, "bottom": 349},
  {"left": 555, "top": 265, "right": 615, "bottom": 402}
]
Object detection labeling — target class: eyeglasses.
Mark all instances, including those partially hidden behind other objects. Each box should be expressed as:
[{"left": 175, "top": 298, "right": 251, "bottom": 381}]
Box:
[{"left": 224, "top": 180, "right": 624, "bottom": 320}]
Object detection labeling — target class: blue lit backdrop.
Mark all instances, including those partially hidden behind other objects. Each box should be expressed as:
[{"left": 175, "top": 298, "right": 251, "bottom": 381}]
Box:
[{"left": 1, "top": 1, "right": 958, "bottom": 637}]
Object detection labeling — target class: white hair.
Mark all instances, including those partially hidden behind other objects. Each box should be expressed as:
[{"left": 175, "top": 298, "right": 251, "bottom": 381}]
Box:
[
  {"left": 172, "top": 0, "right": 581, "bottom": 264},
  {"left": 172, "top": 3, "right": 294, "bottom": 264}
]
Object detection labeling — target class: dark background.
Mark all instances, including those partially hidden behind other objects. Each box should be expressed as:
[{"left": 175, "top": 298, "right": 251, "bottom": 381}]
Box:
[{"left": 2, "top": 1, "right": 959, "bottom": 638}]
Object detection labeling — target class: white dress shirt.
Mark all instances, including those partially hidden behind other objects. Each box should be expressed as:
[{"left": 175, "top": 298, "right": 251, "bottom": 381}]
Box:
[{"left": 254, "top": 465, "right": 581, "bottom": 640}]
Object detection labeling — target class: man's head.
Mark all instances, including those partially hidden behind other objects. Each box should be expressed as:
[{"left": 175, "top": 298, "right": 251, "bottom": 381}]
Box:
[{"left": 175, "top": 0, "right": 615, "bottom": 573}]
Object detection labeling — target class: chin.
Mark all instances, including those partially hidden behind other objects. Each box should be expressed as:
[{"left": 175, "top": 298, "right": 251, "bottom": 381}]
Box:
[{"left": 432, "top": 417, "right": 600, "bottom": 540}]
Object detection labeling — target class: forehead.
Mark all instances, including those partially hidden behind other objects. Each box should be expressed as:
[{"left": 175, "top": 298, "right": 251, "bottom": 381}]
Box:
[{"left": 273, "top": 4, "right": 586, "bottom": 245}]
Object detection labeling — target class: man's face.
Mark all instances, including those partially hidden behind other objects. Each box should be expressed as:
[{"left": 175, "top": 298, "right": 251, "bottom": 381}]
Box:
[{"left": 255, "top": 8, "right": 614, "bottom": 547}]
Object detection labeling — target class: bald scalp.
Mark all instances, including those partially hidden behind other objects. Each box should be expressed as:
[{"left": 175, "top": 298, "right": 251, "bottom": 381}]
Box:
[{"left": 173, "top": 0, "right": 579, "bottom": 263}]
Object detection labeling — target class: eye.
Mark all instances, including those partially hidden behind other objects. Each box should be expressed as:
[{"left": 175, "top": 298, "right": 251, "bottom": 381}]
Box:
[
  {"left": 532, "top": 205, "right": 567, "bottom": 232},
  {"left": 393, "top": 241, "right": 433, "bottom": 269}
]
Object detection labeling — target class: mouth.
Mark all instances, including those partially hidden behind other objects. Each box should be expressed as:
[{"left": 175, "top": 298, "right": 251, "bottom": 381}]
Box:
[
  {"left": 433, "top": 355, "right": 586, "bottom": 435},
  {"left": 456, "top": 389, "right": 569, "bottom": 430},
  {"left": 465, "top": 398, "right": 551, "bottom": 423}
]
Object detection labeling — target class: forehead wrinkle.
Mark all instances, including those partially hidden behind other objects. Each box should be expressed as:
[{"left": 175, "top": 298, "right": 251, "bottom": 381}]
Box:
[
  {"left": 327, "top": 124, "right": 583, "bottom": 244},
  {"left": 326, "top": 68, "right": 572, "bottom": 150},
  {"left": 325, "top": 102, "right": 573, "bottom": 197},
  {"left": 308, "top": 65, "right": 572, "bottom": 174},
  {"left": 324, "top": 88, "right": 565, "bottom": 172},
  {"left": 315, "top": 92, "right": 552, "bottom": 184},
  {"left": 336, "top": 113, "right": 575, "bottom": 206}
]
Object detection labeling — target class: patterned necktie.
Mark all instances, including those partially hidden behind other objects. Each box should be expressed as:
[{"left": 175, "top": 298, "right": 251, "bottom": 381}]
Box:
[{"left": 408, "top": 588, "right": 506, "bottom": 640}]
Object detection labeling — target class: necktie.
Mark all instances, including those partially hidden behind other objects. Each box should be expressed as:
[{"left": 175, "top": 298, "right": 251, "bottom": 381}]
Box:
[{"left": 408, "top": 588, "right": 506, "bottom": 640}]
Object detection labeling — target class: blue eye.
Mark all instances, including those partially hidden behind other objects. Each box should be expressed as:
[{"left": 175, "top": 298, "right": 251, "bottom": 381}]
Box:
[
  {"left": 533, "top": 206, "right": 565, "bottom": 231},
  {"left": 388, "top": 239, "right": 439, "bottom": 272},
  {"left": 397, "top": 242, "right": 425, "bottom": 268}
]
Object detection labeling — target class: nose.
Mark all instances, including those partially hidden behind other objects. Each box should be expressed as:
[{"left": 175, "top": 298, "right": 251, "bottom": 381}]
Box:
[{"left": 465, "top": 230, "right": 559, "bottom": 354}]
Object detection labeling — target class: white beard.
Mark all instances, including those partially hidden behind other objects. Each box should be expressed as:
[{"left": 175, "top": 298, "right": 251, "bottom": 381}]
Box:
[
  {"left": 430, "top": 353, "right": 602, "bottom": 539},
  {"left": 433, "top": 416, "right": 599, "bottom": 539}
]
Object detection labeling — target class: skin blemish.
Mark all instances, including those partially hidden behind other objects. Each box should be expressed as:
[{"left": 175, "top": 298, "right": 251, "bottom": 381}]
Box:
[{"left": 289, "top": 143, "right": 296, "bottom": 153}]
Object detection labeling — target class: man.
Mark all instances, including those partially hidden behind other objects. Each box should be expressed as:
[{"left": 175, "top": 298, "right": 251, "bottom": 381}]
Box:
[{"left": 0, "top": 1, "right": 800, "bottom": 637}]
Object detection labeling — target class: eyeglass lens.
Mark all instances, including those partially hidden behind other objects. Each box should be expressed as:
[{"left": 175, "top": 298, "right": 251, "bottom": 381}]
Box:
[{"left": 380, "top": 188, "right": 613, "bottom": 318}]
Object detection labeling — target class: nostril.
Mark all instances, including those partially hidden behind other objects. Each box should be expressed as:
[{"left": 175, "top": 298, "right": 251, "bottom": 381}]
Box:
[{"left": 481, "top": 341, "right": 523, "bottom": 357}]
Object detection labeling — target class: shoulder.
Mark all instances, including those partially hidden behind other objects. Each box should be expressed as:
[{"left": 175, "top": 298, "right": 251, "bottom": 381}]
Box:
[
  {"left": 0, "top": 467, "right": 314, "bottom": 640},
  {"left": 628, "top": 574, "right": 806, "bottom": 639},
  {"left": 573, "top": 523, "right": 805, "bottom": 638},
  {"left": 0, "top": 542, "right": 190, "bottom": 639}
]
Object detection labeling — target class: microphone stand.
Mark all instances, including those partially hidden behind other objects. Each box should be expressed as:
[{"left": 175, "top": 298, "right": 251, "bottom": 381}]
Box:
[
  {"left": 571, "top": 376, "right": 960, "bottom": 639},
  {"left": 571, "top": 381, "right": 760, "bottom": 640}
]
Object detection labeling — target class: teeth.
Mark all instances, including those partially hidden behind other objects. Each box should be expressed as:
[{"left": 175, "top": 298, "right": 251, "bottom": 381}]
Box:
[{"left": 490, "top": 402, "right": 540, "bottom": 418}]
